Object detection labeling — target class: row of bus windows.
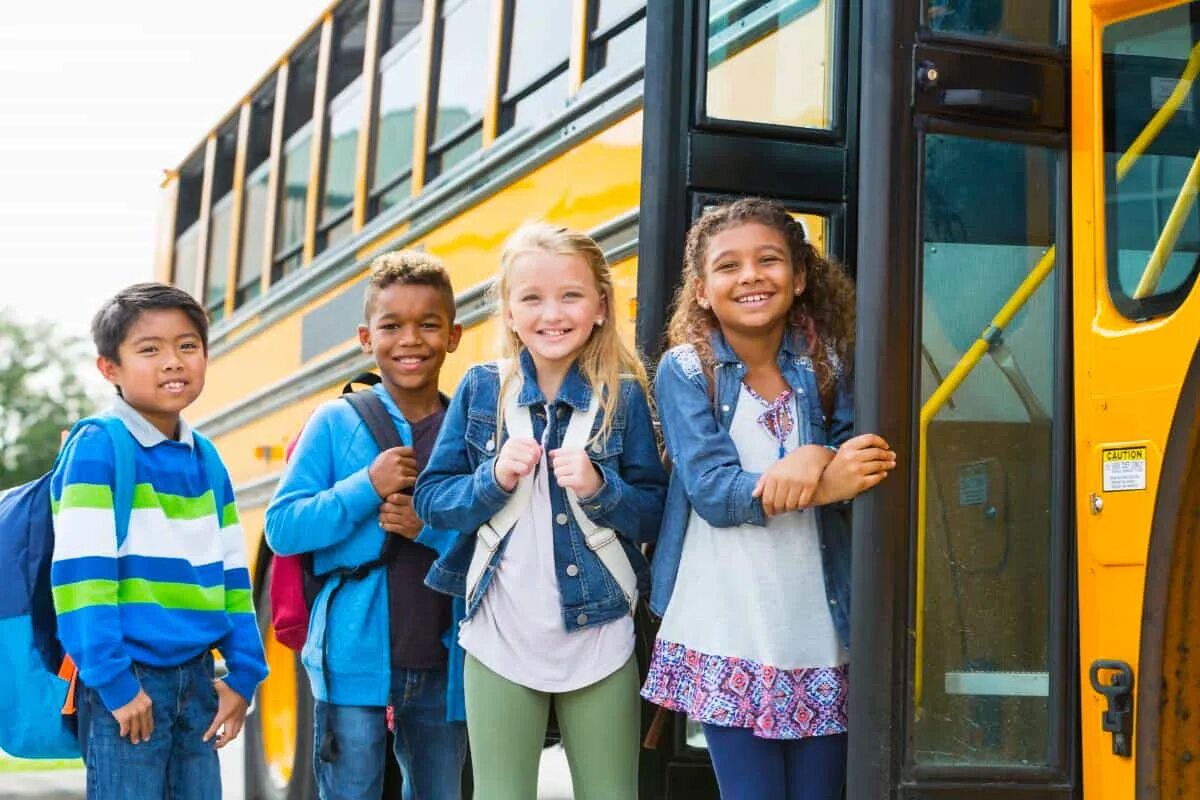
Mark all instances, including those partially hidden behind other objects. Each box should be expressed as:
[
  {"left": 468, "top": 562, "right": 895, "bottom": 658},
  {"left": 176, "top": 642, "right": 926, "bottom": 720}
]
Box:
[{"left": 172, "top": 0, "right": 648, "bottom": 321}]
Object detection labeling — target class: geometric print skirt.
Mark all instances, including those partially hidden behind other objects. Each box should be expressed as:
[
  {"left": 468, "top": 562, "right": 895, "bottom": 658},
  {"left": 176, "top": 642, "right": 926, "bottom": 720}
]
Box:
[{"left": 642, "top": 638, "right": 849, "bottom": 740}]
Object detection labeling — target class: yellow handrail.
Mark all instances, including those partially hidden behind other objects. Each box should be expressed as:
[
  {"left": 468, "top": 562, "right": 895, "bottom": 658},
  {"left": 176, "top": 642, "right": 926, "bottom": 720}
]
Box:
[
  {"left": 912, "top": 40, "right": 1200, "bottom": 710},
  {"left": 1133, "top": 148, "right": 1200, "bottom": 299}
]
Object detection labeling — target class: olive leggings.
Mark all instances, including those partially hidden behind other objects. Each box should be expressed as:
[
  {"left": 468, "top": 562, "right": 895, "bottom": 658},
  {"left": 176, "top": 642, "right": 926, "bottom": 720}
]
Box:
[{"left": 463, "top": 654, "right": 640, "bottom": 800}]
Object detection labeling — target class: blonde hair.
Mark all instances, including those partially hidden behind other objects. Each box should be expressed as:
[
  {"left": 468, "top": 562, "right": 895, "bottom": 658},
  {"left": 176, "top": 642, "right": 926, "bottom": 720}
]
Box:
[
  {"left": 363, "top": 249, "right": 455, "bottom": 322},
  {"left": 492, "top": 222, "right": 648, "bottom": 446}
]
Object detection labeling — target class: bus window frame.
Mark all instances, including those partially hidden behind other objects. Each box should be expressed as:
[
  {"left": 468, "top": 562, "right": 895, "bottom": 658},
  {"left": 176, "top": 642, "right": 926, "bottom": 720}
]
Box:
[
  {"left": 424, "top": 0, "right": 488, "bottom": 184},
  {"left": 583, "top": 4, "right": 647, "bottom": 83},
  {"left": 317, "top": 72, "right": 367, "bottom": 249},
  {"left": 494, "top": 0, "right": 572, "bottom": 138},
  {"left": 273, "top": 118, "right": 316, "bottom": 280},
  {"left": 692, "top": 0, "right": 851, "bottom": 143},
  {"left": 368, "top": 24, "right": 425, "bottom": 215},
  {"left": 900, "top": 115, "right": 1076, "bottom": 789}
]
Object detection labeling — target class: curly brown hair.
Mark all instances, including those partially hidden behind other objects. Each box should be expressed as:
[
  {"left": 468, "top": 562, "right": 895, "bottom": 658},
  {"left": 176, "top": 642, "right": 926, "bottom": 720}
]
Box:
[{"left": 665, "top": 197, "right": 855, "bottom": 408}]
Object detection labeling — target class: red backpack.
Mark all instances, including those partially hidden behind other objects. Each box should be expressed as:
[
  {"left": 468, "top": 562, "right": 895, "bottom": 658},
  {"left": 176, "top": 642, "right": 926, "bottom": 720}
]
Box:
[{"left": 268, "top": 374, "right": 403, "bottom": 651}]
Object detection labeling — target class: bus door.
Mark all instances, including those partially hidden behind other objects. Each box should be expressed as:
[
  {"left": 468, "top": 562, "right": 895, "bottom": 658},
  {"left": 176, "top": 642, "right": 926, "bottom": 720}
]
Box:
[
  {"left": 1073, "top": 2, "right": 1200, "bottom": 798},
  {"left": 638, "top": 0, "right": 860, "bottom": 797},
  {"left": 852, "top": 1, "right": 1078, "bottom": 799}
]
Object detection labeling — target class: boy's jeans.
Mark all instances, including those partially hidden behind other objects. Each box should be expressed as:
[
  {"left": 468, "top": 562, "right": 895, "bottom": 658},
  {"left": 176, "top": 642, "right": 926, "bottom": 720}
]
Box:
[
  {"left": 314, "top": 667, "right": 467, "bottom": 800},
  {"left": 77, "top": 653, "right": 221, "bottom": 800}
]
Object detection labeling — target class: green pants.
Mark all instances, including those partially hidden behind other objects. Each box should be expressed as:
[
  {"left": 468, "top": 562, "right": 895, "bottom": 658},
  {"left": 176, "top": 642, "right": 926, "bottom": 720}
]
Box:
[{"left": 464, "top": 654, "right": 641, "bottom": 800}]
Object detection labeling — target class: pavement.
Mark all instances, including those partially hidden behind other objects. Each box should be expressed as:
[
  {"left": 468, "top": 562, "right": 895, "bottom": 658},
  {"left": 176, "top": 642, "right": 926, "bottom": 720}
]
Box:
[{"left": 0, "top": 739, "right": 575, "bottom": 799}]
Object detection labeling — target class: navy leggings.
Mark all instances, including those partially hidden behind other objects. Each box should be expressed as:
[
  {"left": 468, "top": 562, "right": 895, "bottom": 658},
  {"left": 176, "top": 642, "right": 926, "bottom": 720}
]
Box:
[{"left": 702, "top": 724, "right": 847, "bottom": 800}]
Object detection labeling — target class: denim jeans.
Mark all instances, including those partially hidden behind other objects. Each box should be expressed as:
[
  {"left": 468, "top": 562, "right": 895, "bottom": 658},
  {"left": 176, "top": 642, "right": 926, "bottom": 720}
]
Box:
[
  {"left": 76, "top": 653, "right": 221, "bottom": 800},
  {"left": 314, "top": 668, "right": 467, "bottom": 800},
  {"left": 703, "top": 725, "right": 847, "bottom": 800}
]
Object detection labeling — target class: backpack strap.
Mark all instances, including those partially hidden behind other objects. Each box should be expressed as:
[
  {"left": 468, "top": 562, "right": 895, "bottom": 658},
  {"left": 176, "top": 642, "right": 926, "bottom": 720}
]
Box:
[
  {"left": 61, "top": 417, "right": 138, "bottom": 548},
  {"left": 559, "top": 394, "right": 638, "bottom": 614},
  {"left": 342, "top": 391, "right": 404, "bottom": 452},
  {"left": 192, "top": 432, "right": 229, "bottom": 528},
  {"left": 464, "top": 364, "right": 534, "bottom": 606}
]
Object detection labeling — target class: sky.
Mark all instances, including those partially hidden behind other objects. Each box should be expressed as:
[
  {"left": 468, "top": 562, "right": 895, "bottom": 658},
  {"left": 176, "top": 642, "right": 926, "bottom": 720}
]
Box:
[{"left": 0, "top": 1, "right": 329, "bottom": 373}]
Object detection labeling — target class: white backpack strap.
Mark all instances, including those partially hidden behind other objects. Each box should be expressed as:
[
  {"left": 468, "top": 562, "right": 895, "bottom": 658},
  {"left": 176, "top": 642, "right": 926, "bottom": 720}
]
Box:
[
  {"left": 561, "top": 394, "right": 639, "bottom": 614},
  {"left": 465, "top": 364, "right": 534, "bottom": 606}
]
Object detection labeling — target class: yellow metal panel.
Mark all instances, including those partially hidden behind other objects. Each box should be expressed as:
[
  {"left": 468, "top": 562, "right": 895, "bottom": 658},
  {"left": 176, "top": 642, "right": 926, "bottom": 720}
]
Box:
[
  {"left": 353, "top": 0, "right": 385, "bottom": 232},
  {"left": 195, "top": 135, "right": 218, "bottom": 300},
  {"left": 303, "top": 16, "right": 336, "bottom": 266},
  {"left": 191, "top": 313, "right": 305, "bottom": 421},
  {"left": 410, "top": 0, "right": 440, "bottom": 192},
  {"left": 224, "top": 104, "right": 253, "bottom": 319},
  {"left": 1072, "top": 1, "right": 1200, "bottom": 796},
  {"left": 262, "top": 63, "right": 290, "bottom": 294},
  {"left": 154, "top": 174, "right": 179, "bottom": 285},
  {"left": 481, "top": 0, "right": 506, "bottom": 148}
]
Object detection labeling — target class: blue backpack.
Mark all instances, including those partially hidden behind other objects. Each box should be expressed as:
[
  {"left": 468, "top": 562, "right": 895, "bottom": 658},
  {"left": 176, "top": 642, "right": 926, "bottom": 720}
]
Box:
[{"left": 0, "top": 416, "right": 227, "bottom": 759}]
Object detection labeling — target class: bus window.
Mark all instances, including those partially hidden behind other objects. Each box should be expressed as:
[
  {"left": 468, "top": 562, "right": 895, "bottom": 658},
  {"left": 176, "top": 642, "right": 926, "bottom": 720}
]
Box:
[
  {"left": 425, "top": 0, "right": 489, "bottom": 183},
  {"left": 582, "top": 1, "right": 646, "bottom": 88},
  {"left": 205, "top": 120, "right": 238, "bottom": 323},
  {"left": 913, "top": 133, "right": 1061, "bottom": 767},
  {"left": 704, "top": 0, "right": 838, "bottom": 130},
  {"left": 318, "top": 0, "right": 368, "bottom": 254},
  {"left": 235, "top": 81, "right": 275, "bottom": 309},
  {"left": 371, "top": 0, "right": 424, "bottom": 216},
  {"left": 924, "top": 0, "right": 1059, "bottom": 45},
  {"left": 274, "top": 33, "right": 320, "bottom": 283},
  {"left": 1102, "top": 2, "right": 1200, "bottom": 321},
  {"left": 173, "top": 150, "right": 205, "bottom": 299},
  {"left": 497, "top": 0, "right": 571, "bottom": 138}
]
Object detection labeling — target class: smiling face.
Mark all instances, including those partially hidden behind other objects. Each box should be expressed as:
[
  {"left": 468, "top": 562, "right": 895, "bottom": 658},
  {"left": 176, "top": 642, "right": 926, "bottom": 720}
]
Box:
[
  {"left": 504, "top": 249, "right": 607, "bottom": 373},
  {"left": 359, "top": 282, "right": 462, "bottom": 399},
  {"left": 696, "top": 221, "right": 805, "bottom": 340},
  {"left": 97, "top": 308, "right": 207, "bottom": 438}
]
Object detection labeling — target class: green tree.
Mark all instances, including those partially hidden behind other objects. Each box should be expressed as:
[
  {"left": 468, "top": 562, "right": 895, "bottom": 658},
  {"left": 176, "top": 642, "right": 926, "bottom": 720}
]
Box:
[{"left": 0, "top": 310, "right": 98, "bottom": 490}]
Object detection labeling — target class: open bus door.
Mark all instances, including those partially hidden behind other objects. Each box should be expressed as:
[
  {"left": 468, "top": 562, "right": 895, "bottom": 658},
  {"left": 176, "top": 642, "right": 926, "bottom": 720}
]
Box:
[{"left": 637, "top": 1, "right": 860, "bottom": 797}]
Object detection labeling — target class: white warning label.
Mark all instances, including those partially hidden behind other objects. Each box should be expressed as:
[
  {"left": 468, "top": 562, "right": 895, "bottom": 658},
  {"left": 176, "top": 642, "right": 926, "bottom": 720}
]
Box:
[{"left": 1103, "top": 447, "right": 1147, "bottom": 492}]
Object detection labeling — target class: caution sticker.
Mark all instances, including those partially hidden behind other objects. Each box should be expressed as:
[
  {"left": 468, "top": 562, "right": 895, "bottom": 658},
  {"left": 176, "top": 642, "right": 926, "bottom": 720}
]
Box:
[{"left": 1103, "top": 447, "right": 1147, "bottom": 492}]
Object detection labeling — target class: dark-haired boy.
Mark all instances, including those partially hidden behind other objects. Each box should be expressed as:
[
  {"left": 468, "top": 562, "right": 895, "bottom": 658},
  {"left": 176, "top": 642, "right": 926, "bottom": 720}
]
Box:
[
  {"left": 266, "top": 251, "right": 467, "bottom": 800},
  {"left": 50, "top": 282, "right": 268, "bottom": 799}
]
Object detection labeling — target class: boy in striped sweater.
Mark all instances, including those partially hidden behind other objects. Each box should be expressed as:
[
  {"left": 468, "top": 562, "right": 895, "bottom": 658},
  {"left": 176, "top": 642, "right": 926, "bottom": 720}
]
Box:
[{"left": 51, "top": 283, "right": 267, "bottom": 799}]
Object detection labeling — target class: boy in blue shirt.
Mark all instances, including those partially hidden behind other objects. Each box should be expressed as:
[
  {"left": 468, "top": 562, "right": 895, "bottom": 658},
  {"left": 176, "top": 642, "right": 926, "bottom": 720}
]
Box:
[
  {"left": 265, "top": 252, "right": 467, "bottom": 800},
  {"left": 51, "top": 282, "right": 268, "bottom": 799}
]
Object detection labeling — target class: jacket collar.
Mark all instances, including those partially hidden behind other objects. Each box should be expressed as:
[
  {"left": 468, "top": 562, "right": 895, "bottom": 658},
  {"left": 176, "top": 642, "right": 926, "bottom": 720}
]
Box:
[
  {"left": 108, "top": 395, "right": 194, "bottom": 449},
  {"left": 709, "top": 326, "right": 806, "bottom": 366},
  {"left": 516, "top": 348, "right": 593, "bottom": 410}
]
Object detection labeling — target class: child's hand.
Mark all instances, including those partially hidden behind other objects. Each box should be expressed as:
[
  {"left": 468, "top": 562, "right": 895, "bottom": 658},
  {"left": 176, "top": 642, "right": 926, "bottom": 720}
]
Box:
[
  {"left": 379, "top": 493, "right": 422, "bottom": 539},
  {"left": 816, "top": 434, "right": 896, "bottom": 503},
  {"left": 203, "top": 679, "right": 249, "bottom": 749},
  {"left": 753, "top": 444, "right": 834, "bottom": 516},
  {"left": 111, "top": 688, "right": 153, "bottom": 744},
  {"left": 369, "top": 446, "right": 418, "bottom": 497},
  {"left": 549, "top": 449, "right": 603, "bottom": 498},
  {"left": 493, "top": 437, "right": 542, "bottom": 492}
]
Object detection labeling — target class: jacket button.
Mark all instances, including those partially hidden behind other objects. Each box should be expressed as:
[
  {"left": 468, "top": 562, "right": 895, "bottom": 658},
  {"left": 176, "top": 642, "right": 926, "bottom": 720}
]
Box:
[
  {"left": 576, "top": 614, "right": 588, "bottom": 625},
  {"left": 485, "top": 438, "right": 495, "bottom": 451},
  {"left": 555, "top": 513, "right": 568, "bottom": 525},
  {"left": 591, "top": 442, "right": 603, "bottom": 454},
  {"left": 566, "top": 564, "right": 579, "bottom": 577}
]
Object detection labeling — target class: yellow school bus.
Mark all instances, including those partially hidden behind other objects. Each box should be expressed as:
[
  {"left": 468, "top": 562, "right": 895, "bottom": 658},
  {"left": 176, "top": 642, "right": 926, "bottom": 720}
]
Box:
[{"left": 158, "top": 0, "right": 1198, "bottom": 797}]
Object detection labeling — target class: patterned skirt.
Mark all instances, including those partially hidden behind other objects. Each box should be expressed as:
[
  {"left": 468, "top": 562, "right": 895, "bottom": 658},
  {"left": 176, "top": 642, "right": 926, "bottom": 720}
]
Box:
[{"left": 641, "top": 638, "right": 849, "bottom": 740}]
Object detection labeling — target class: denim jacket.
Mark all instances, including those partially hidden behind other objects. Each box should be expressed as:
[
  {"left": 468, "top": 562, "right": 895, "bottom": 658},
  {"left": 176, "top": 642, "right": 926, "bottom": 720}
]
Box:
[
  {"left": 650, "top": 328, "right": 855, "bottom": 647},
  {"left": 415, "top": 350, "right": 669, "bottom": 632}
]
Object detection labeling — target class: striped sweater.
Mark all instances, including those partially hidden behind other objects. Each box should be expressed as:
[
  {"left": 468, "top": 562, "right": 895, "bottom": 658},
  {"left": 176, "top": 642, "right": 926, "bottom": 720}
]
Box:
[{"left": 50, "top": 400, "right": 267, "bottom": 712}]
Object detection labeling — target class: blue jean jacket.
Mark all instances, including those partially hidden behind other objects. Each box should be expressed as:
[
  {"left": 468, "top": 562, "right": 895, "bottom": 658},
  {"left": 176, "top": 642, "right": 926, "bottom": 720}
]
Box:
[
  {"left": 650, "top": 329, "right": 855, "bottom": 647},
  {"left": 415, "top": 350, "right": 669, "bottom": 632}
]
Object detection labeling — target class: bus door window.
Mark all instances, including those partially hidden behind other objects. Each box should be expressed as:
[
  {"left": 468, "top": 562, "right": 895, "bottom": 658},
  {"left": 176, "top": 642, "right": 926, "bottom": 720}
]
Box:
[
  {"left": 1102, "top": 3, "right": 1200, "bottom": 321},
  {"left": 924, "top": 0, "right": 1060, "bottom": 46},
  {"left": 704, "top": 0, "right": 840, "bottom": 130},
  {"left": 913, "top": 134, "right": 1063, "bottom": 768}
]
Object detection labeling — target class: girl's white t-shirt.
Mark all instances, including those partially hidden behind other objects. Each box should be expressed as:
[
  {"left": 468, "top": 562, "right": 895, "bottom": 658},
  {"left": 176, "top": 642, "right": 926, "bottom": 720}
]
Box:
[
  {"left": 655, "top": 384, "right": 847, "bottom": 669},
  {"left": 458, "top": 451, "right": 634, "bottom": 692}
]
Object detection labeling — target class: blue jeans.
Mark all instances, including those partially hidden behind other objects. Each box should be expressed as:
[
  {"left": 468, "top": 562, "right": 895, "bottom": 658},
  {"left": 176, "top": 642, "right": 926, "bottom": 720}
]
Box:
[
  {"left": 314, "top": 668, "right": 467, "bottom": 800},
  {"left": 77, "top": 653, "right": 221, "bottom": 800},
  {"left": 703, "top": 724, "right": 847, "bottom": 800}
]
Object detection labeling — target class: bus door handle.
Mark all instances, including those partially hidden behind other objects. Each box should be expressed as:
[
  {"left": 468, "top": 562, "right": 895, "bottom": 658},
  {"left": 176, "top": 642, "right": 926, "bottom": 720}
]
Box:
[
  {"left": 1089, "top": 659, "right": 1135, "bottom": 757},
  {"left": 939, "top": 88, "right": 1039, "bottom": 118}
]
